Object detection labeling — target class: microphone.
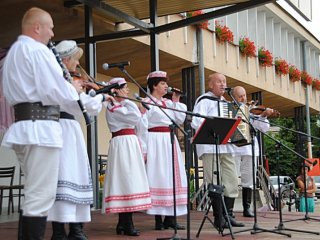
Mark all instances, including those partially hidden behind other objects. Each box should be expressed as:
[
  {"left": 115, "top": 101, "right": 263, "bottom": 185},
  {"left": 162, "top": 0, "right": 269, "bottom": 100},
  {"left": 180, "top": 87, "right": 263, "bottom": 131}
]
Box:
[
  {"left": 102, "top": 61, "right": 130, "bottom": 70},
  {"left": 224, "top": 87, "right": 233, "bottom": 92},
  {"left": 134, "top": 93, "right": 150, "bottom": 110},
  {"left": 167, "top": 87, "right": 185, "bottom": 96},
  {"left": 88, "top": 83, "right": 121, "bottom": 97}
]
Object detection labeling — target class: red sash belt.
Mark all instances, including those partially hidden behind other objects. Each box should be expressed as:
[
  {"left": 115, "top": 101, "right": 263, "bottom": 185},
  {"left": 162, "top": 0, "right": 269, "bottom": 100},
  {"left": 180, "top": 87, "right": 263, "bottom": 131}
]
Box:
[
  {"left": 112, "top": 129, "right": 136, "bottom": 138},
  {"left": 148, "top": 126, "right": 170, "bottom": 132}
]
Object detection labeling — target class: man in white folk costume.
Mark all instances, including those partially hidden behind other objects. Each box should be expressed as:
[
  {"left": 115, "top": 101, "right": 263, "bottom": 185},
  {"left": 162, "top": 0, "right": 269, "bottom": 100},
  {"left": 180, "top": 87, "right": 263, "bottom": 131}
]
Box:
[
  {"left": 232, "top": 86, "right": 271, "bottom": 218},
  {"left": 1, "top": 8, "right": 83, "bottom": 239},
  {"left": 191, "top": 73, "right": 245, "bottom": 229}
]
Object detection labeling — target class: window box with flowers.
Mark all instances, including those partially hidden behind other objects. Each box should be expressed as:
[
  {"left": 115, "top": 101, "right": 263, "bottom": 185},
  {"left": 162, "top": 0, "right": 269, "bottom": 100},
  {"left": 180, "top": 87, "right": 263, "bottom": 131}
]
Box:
[
  {"left": 215, "top": 21, "right": 234, "bottom": 44},
  {"left": 288, "top": 65, "right": 301, "bottom": 82},
  {"left": 301, "top": 71, "right": 313, "bottom": 86},
  {"left": 186, "top": 10, "right": 209, "bottom": 30},
  {"left": 239, "top": 37, "right": 256, "bottom": 58},
  {"left": 274, "top": 58, "right": 289, "bottom": 76},
  {"left": 258, "top": 47, "right": 273, "bottom": 67},
  {"left": 312, "top": 79, "right": 320, "bottom": 91}
]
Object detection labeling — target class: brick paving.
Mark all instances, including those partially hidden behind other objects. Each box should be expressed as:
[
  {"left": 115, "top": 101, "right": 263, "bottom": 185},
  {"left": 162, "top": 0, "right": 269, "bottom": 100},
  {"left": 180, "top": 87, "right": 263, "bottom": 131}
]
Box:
[{"left": 1, "top": 209, "right": 320, "bottom": 239}]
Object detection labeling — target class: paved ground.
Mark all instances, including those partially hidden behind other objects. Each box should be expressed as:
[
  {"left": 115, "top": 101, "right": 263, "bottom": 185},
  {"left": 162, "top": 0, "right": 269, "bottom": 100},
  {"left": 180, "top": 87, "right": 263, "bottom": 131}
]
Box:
[{"left": 1, "top": 207, "right": 320, "bottom": 240}]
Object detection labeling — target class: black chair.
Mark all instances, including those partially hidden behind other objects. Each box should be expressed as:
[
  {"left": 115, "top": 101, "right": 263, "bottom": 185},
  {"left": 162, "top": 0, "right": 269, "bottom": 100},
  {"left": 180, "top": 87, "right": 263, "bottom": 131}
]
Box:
[
  {"left": 98, "top": 154, "right": 108, "bottom": 176},
  {"left": 0, "top": 166, "right": 15, "bottom": 215},
  {"left": 10, "top": 167, "right": 24, "bottom": 212}
]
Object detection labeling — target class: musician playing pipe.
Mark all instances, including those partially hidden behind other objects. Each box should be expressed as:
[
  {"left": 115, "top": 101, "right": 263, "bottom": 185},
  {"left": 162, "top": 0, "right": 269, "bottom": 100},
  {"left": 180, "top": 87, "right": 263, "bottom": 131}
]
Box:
[
  {"left": 191, "top": 73, "right": 245, "bottom": 228},
  {"left": 47, "top": 40, "right": 114, "bottom": 239},
  {"left": 102, "top": 77, "right": 152, "bottom": 236},
  {"left": 0, "top": 8, "right": 83, "bottom": 239},
  {"left": 232, "top": 86, "right": 271, "bottom": 218}
]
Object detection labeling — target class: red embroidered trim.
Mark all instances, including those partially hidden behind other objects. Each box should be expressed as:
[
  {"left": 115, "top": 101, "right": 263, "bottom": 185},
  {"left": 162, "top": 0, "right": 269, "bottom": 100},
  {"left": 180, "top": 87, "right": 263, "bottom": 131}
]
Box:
[
  {"left": 105, "top": 203, "right": 152, "bottom": 213},
  {"left": 105, "top": 192, "right": 151, "bottom": 202}
]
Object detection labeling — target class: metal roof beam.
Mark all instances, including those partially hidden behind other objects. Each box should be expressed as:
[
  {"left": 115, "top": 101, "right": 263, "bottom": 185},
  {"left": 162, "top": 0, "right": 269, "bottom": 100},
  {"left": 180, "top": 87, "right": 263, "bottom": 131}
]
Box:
[
  {"left": 75, "top": 0, "right": 274, "bottom": 43},
  {"left": 74, "top": 28, "right": 147, "bottom": 43},
  {"left": 76, "top": 0, "right": 153, "bottom": 33},
  {"left": 154, "top": 0, "right": 275, "bottom": 34}
]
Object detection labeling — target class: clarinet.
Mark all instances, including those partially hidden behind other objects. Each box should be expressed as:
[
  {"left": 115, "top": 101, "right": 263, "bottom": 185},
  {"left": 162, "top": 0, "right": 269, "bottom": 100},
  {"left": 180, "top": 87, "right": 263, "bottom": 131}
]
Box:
[{"left": 48, "top": 41, "right": 91, "bottom": 125}]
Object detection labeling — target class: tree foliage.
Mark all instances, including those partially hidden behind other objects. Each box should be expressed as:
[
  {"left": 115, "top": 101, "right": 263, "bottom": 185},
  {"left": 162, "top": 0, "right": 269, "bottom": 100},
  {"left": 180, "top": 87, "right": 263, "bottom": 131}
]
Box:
[
  {"left": 264, "top": 118, "right": 299, "bottom": 178},
  {"left": 264, "top": 115, "right": 320, "bottom": 180}
]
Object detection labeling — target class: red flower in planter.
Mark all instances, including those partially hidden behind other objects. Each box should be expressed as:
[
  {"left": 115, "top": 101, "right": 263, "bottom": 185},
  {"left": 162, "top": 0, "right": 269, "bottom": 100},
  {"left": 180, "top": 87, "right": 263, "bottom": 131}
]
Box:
[
  {"left": 274, "top": 58, "right": 289, "bottom": 76},
  {"left": 312, "top": 79, "right": 320, "bottom": 91},
  {"left": 258, "top": 47, "right": 273, "bottom": 67},
  {"left": 186, "top": 10, "right": 209, "bottom": 30},
  {"left": 239, "top": 37, "right": 256, "bottom": 58},
  {"left": 301, "top": 71, "right": 313, "bottom": 86},
  {"left": 215, "top": 21, "right": 234, "bottom": 43},
  {"left": 288, "top": 65, "right": 301, "bottom": 82}
]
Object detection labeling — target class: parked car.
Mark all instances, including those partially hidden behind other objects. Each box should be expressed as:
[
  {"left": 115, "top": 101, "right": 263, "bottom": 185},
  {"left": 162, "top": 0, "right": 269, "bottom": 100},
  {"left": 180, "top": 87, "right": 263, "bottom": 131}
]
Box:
[
  {"left": 269, "top": 176, "right": 295, "bottom": 195},
  {"left": 269, "top": 176, "right": 297, "bottom": 211},
  {"left": 313, "top": 176, "right": 320, "bottom": 198}
]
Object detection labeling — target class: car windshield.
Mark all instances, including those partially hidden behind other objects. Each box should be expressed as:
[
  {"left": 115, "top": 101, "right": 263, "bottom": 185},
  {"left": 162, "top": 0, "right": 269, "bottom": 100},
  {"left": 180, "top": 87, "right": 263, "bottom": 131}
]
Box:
[
  {"left": 313, "top": 176, "right": 320, "bottom": 183},
  {"left": 269, "top": 176, "right": 293, "bottom": 187},
  {"left": 270, "top": 178, "right": 279, "bottom": 185}
]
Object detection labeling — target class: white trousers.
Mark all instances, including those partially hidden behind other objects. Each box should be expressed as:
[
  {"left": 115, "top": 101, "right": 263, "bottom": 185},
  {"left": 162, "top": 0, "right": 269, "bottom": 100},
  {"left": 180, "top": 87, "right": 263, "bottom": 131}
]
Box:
[
  {"left": 13, "top": 145, "right": 60, "bottom": 216},
  {"left": 201, "top": 153, "right": 239, "bottom": 198},
  {"left": 234, "top": 155, "right": 257, "bottom": 188}
]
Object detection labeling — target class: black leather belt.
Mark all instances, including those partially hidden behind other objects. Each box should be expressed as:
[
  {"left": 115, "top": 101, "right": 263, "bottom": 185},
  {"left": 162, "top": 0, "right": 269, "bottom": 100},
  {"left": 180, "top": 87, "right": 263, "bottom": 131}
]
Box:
[
  {"left": 60, "top": 112, "right": 75, "bottom": 120},
  {"left": 14, "top": 102, "right": 60, "bottom": 122}
]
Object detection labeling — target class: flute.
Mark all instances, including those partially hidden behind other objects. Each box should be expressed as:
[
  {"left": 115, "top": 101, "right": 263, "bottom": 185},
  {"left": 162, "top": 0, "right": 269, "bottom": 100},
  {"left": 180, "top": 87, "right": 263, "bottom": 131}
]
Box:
[{"left": 48, "top": 40, "right": 91, "bottom": 125}]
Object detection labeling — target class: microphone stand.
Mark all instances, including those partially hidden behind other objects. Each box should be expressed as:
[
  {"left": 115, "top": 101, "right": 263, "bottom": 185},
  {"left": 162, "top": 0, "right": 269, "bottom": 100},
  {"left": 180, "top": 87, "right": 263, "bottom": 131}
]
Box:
[
  {"left": 114, "top": 85, "right": 237, "bottom": 239},
  {"left": 235, "top": 100, "right": 320, "bottom": 235},
  {"left": 116, "top": 66, "right": 188, "bottom": 240},
  {"left": 260, "top": 131, "right": 320, "bottom": 235},
  {"left": 115, "top": 93, "right": 245, "bottom": 238},
  {"left": 248, "top": 117, "right": 320, "bottom": 142},
  {"left": 247, "top": 112, "right": 320, "bottom": 230},
  {"left": 224, "top": 89, "right": 291, "bottom": 237}
]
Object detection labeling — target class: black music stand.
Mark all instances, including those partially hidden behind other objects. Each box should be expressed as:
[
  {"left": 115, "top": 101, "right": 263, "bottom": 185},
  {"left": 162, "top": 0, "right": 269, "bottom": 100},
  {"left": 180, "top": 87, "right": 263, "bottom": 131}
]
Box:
[
  {"left": 192, "top": 116, "right": 241, "bottom": 145},
  {"left": 223, "top": 89, "right": 291, "bottom": 238},
  {"left": 193, "top": 116, "right": 241, "bottom": 239}
]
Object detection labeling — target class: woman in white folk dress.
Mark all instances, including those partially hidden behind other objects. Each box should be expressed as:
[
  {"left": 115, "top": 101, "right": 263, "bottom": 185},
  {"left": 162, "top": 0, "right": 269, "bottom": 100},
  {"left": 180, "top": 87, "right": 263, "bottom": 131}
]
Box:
[
  {"left": 102, "top": 77, "right": 152, "bottom": 236},
  {"left": 143, "top": 71, "right": 188, "bottom": 230}
]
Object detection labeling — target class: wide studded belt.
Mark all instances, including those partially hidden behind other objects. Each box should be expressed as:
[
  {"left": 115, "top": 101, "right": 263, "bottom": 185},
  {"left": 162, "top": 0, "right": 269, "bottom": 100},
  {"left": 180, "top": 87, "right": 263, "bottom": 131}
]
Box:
[{"left": 14, "top": 102, "right": 60, "bottom": 122}]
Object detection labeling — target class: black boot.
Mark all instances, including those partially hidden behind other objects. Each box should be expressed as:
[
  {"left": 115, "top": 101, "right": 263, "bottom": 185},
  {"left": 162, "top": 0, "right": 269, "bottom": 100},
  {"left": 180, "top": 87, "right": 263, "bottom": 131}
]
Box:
[
  {"left": 155, "top": 215, "right": 163, "bottom": 230},
  {"left": 163, "top": 216, "right": 185, "bottom": 230},
  {"left": 51, "top": 222, "right": 68, "bottom": 240},
  {"left": 68, "top": 223, "right": 88, "bottom": 240},
  {"left": 209, "top": 191, "right": 226, "bottom": 232},
  {"left": 22, "top": 216, "right": 47, "bottom": 240},
  {"left": 116, "top": 213, "right": 139, "bottom": 236},
  {"left": 242, "top": 188, "right": 254, "bottom": 217},
  {"left": 116, "top": 213, "right": 125, "bottom": 234},
  {"left": 224, "top": 197, "right": 245, "bottom": 227}
]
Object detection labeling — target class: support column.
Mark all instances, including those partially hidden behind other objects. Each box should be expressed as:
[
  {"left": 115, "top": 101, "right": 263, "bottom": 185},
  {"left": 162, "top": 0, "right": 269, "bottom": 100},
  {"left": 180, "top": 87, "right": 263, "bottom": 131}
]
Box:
[
  {"left": 294, "top": 106, "right": 306, "bottom": 158},
  {"left": 149, "top": 0, "right": 159, "bottom": 71},
  {"left": 84, "top": 5, "right": 99, "bottom": 209},
  {"left": 182, "top": 67, "right": 198, "bottom": 202}
]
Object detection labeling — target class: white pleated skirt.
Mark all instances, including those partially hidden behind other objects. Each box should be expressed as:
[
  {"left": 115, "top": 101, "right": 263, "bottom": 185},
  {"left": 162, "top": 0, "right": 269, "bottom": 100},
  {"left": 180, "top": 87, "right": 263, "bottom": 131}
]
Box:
[
  {"left": 102, "top": 134, "right": 152, "bottom": 213},
  {"left": 146, "top": 132, "right": 188, "bottom": 216}
]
